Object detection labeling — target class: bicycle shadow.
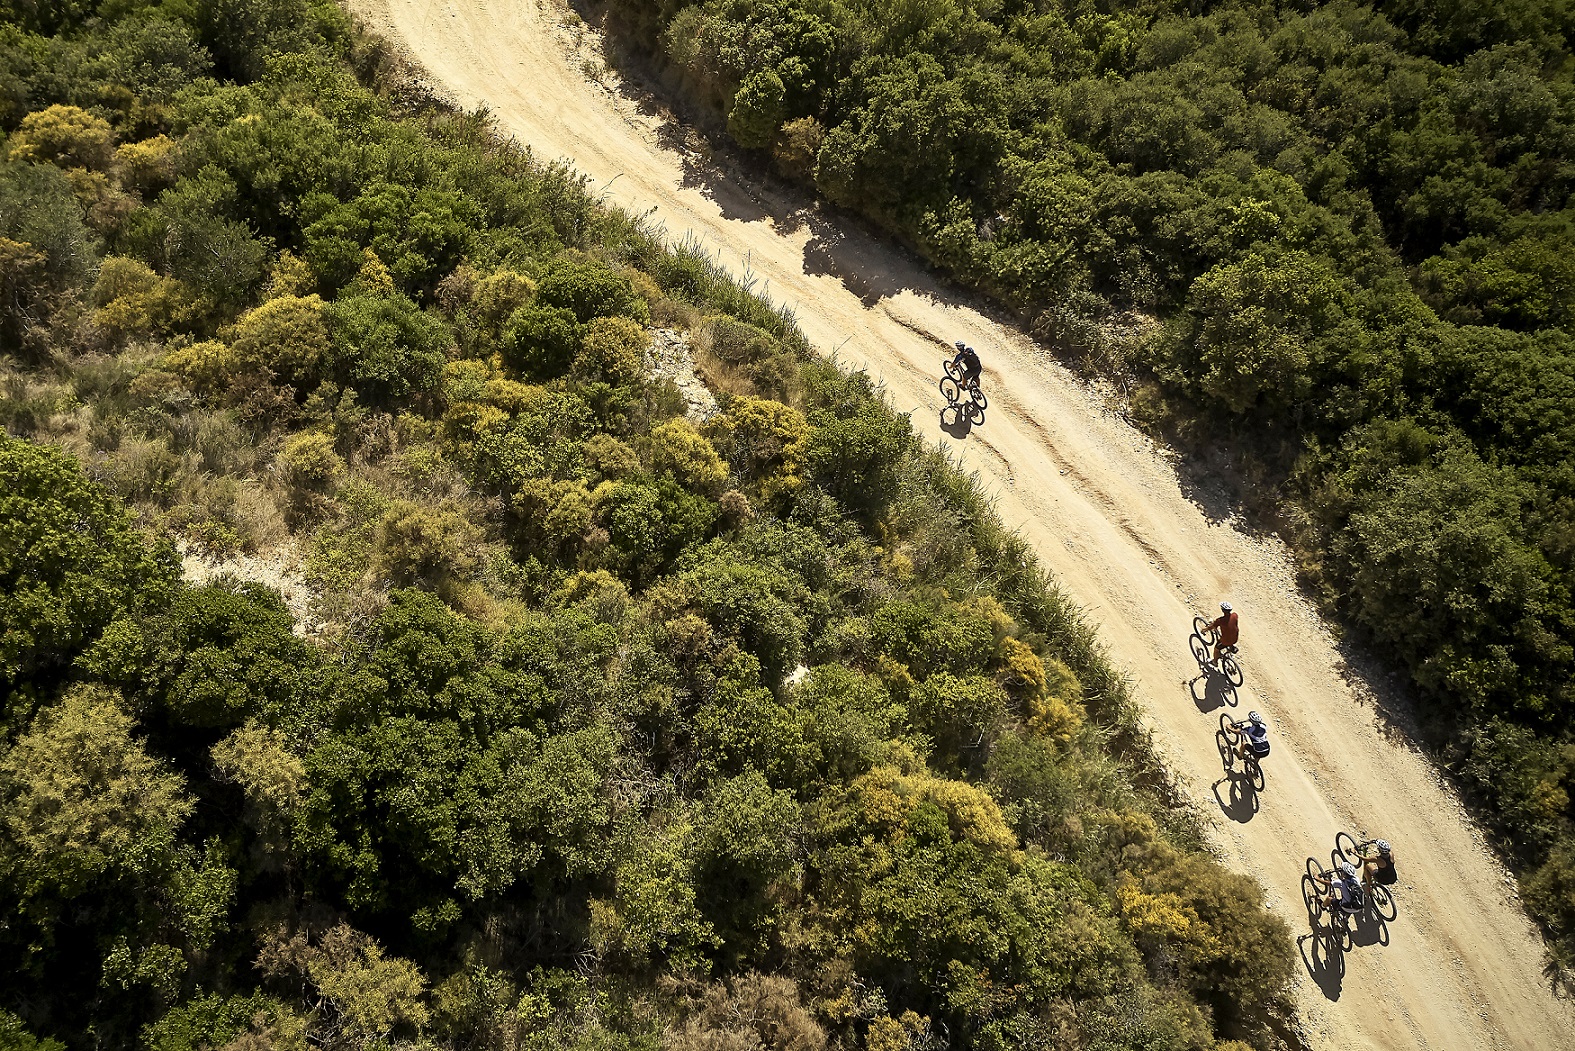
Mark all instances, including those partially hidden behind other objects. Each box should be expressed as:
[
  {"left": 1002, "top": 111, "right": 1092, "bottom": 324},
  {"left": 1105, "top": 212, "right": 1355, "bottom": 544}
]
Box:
[
  {"left": 1211, "top": 768, "right": 1260, "bottom": 823},
  {"left": 1188, "top": 670, "right": 1238, "bottom": 712},
  {"left": 940, "top": 403, "right": 976, "bottom": 438},
  {"left": 1348, "top": 906, "right": 1390, "bottom": 949},
  {"left": 1297, "top": 928, "right": 1346, "bottom": 1001}
]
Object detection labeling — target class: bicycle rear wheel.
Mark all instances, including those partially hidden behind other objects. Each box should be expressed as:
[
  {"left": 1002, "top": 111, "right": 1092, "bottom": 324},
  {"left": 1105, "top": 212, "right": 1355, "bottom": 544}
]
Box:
[
  {"left": 1334, "top": 832, "right": 1362, "bottom": 866},
  {"left": 972, "top": 389, "right": 988, "bottom": 411},
  {"left": 967, "top": 404, "right": 986, "bottom": 426},
  {"left": 1221, "top": 654, "right": 1244, "bottom": 688},
  {"left": 1371, "top": 883, "right": 1398, "bottom": 922}
]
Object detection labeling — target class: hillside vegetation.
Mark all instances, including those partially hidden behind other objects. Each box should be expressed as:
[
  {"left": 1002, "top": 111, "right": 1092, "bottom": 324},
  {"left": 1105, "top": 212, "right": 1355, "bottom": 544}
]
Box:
[
  {"left": 604, "top": 0, "right": 1575, "bottom": 965},
  {"left": 0, "top": 2, "right": 1292, "bottom": 1049}
]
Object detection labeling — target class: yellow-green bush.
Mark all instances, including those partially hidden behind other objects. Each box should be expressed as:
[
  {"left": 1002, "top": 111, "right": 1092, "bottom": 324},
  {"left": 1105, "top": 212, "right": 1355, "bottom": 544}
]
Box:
[
  {"left": 705, "top": 395, "right": 808, "bottom": 499},
  {"left": 229, "top": 294, "right": 330, "bottom": 388},
  {"left": 371, "top": 499, "right": 483, "bottom": 585},
  {"left": 93, "top": 256, "right": 187, "bottom": 340},
  {"left": 278, "top": 432, "right": 344, "bottom": 492},
  {"left": 7, "top": 105, "right": 114, "bottom": 170},
  {"left": 647, "top": 419, "right": 728, "bottom": 495},
  {"left": 114, "top": 135, "right": 177, "bottom": 194},
  {"left": 573, "top": 315, "right": 648, "bottom": 386}
]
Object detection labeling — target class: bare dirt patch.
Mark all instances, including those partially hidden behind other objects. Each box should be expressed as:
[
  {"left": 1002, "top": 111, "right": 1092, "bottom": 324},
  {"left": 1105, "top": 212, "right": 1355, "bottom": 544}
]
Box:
[{"left": 180, "top": 542, "right": 326, "bottom": 637}]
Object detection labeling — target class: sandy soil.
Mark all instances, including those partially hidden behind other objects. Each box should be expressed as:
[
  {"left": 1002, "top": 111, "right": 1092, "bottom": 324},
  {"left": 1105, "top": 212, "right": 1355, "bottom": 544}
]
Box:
[{"left": 343, "top": 1, "right": 1575, "bottom": 1046}]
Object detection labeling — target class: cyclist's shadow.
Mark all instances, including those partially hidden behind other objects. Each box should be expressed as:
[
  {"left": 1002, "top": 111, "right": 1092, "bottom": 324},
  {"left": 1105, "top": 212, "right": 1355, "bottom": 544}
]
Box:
[
  {"left": 1188, "top": 670, "right": 1238, "bottom": 712},
  {"left": 1297, "top": 928, "right": 1346, "bottom": 1001},
  {"left": 1347, "top": 906, "right": 1390, "bottom": 949},
  {"left": 1211, "top": 768, "right": 1260, "bottom": 823},
  {"left": 940, "top": 403, "right": 975, "bottom": 438}
]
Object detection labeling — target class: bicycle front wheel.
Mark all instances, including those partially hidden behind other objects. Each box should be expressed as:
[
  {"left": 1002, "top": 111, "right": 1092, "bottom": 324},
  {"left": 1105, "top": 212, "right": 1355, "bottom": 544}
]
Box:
[
  {"left": 940, "top": 377, "right": 962, "bottom": 404},
  {"left": 1193, "top": 615, "right": 1216, "bottom": 641},
  {"left": 1334, "top": 832, "right": 1362, "bottom": 866}
]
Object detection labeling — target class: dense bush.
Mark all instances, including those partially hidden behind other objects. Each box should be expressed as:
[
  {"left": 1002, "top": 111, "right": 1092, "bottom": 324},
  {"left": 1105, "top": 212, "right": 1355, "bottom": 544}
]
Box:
[
  {"left": 609, "top": 0, "right": 1575, "bottom": 965},
  {"left": 0, "top": 3, "right": 1294, "bottom": 1048}
]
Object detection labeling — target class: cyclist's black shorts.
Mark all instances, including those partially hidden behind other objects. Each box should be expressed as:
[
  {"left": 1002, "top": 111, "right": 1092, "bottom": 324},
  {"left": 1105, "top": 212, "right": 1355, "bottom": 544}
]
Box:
[{"left": 1373, "top": 864, "right": 1397, "bottom": 886}]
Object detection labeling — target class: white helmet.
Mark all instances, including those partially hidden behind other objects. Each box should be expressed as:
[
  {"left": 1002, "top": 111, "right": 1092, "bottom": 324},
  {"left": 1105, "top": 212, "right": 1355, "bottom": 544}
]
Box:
[
  {"left": 1220, "top": 601, "right": 1233, "bottom": 613},
  {"left": 955, "top": 340, "right": 969, "bottom": 353},
  {"left": 1339, "top": 861, "right": 1357, "bottom": 878},
  {"left": 1247, "top": 711, "right": 1264, "bottom": 725},
  {"left": 1376, "top": 839, "right": 1391, "bottom": 855}
]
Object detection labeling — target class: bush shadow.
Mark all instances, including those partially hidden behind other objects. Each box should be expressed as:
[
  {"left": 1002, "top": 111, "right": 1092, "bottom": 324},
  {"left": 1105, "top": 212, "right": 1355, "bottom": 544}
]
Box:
[
  {"left": 583, "top": 6, "right": 925, "bottom": 308},
  {"left": 801, "top": 218, "right": 917, "bottom": 307}
]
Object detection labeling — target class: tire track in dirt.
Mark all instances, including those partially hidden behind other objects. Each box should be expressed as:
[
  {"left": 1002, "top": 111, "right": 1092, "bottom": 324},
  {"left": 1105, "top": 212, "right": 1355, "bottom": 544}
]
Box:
[{"left": 343, "top": 2, "right": 1575, "bottom": 1047}]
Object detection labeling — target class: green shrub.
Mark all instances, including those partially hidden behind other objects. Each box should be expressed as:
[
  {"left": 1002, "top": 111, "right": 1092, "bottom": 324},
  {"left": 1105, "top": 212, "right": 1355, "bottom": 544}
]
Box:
[
  {"left": 503, "top": 304, "right": 583, "bottom": 379},
  {"left": 0, "top": 436, "right": 176, "bottom": 690},
  {"left": 327, "top": 292, "right": 451, "bottom": 404},
  {"left": 536, "top": 256, "right": 649, "bottom": 324},
  {"left": 728, "top": 70, "right": 786, "bottom": 149}
]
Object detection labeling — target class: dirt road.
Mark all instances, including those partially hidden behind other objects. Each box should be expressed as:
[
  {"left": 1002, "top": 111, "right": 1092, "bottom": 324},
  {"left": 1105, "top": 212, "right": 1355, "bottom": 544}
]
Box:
[{"left": 347, "top": 1, "right": 1575, "bottom": 1046}]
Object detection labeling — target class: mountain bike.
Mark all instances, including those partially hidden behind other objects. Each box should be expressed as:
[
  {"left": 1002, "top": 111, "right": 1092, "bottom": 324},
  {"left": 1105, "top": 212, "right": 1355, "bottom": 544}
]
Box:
[
  {"left": 1335, "top": 833, "right": 1399, "bottom": 920},
  {"left": 1191, "top": 614, "right": 1243, "bottom": 687},
  {"left": 1217, "top": 712, "right": 1265, "bottom": 789},
  {"left": 940, "top": 360, "right": 987, "bottom": 425},
  {"left": 1302, "top": 857, "right": 1357, "bottom": 948}
]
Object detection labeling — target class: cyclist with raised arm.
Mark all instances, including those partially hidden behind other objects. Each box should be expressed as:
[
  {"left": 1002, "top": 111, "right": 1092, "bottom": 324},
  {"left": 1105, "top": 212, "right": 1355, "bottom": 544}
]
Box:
[
  {"left": 1227, "top": 710, "right": 1270, "bottom": 763},
  {"left": 1363, "top": 839, "right": 1398, "bottom": 890},
  {"left": 1206, "top": 601, "right": 1238, "bottom": 665},
  {"left": 952, "top": 341, "right": 982, "bottom": 391}
]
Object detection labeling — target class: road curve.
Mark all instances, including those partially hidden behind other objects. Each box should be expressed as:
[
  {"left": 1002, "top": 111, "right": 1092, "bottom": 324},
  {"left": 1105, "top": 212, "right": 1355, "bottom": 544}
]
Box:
[{"left": 345, "top": 1, "right": 1575, "bottom": 1046}]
